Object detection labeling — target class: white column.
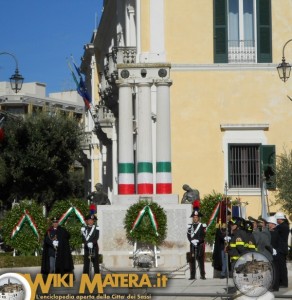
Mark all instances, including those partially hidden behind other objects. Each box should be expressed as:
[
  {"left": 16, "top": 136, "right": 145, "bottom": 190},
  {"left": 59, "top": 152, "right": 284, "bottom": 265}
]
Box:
[
  {"left": 156, "top": 80, "right": 172, "bottom": 194},
  {"left": 137, "top": 82, "right": 153, "bottom": 194},
  {"left": 118, "top": 82, "right": 135, "bottom": 194},
  {"left": 112, "top": 121, "right": 118, "bottom": 195}
]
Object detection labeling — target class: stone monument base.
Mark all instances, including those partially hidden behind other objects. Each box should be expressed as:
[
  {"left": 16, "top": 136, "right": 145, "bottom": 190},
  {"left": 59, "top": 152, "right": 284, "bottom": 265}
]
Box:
[{"left": 97, "top": 194, "right": 192, "bottom": 270}]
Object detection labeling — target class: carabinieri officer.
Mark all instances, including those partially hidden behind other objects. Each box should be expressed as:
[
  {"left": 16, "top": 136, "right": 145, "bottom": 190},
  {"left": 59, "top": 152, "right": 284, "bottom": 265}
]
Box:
[{"left": 81, "top": 214, "right": 100, "bottom": 275}]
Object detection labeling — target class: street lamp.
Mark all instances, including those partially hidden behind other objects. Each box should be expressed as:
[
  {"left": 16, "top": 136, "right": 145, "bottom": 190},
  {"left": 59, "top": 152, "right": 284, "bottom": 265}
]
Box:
[
  {"left": 0, "top": 52, "right": 24, "bottom": 93},
  {"left": 277, "top": 39, "right": 292, "bottom": 82}
]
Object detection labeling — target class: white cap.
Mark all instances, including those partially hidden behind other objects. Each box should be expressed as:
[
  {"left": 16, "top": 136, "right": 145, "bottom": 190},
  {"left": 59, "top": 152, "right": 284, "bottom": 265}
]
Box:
[
  {"left": 274, "top": 212, "right": 286, "bottom": 220},
  {"left": 267, "top": 216, "right": 277, "bottom": 225}
]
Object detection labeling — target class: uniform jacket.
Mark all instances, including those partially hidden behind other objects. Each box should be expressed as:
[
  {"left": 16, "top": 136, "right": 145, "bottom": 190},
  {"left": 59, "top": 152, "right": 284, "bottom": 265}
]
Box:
[
  {"left": 227, "top": 228, "right": 247, "bottom": 261},
  {"left": 270, "top": 229, "right": 280, "bottom": 260},
  {"left": 245, "top": 232, "right": 257, "bottom": 251},
  {"left": 252, "top": 228, "right": 272, "bottom": 261},
  {"left": 187, "top": 222, "right": 205, "bottom": 256},
  {"left": 275, "top": 221, "right": 289, "bottom": 255},
  {"left": 82, "top": 224, "right": 100, "bottom": 254},
  {"left": 41, "top": 226, "right": 74, "bottom": 275}
]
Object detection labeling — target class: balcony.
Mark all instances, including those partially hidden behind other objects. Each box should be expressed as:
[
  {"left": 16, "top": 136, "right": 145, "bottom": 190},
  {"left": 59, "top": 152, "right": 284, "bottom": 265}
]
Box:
[
  {"left": 112, "top": 46, "right": 137, "bottom": 64},
  {"left": 228, "top": 40, "right": 256, "bottom": 63}
]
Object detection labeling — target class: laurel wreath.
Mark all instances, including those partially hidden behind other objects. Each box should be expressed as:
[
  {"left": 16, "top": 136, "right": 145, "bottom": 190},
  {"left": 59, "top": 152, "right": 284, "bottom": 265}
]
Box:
[{"left": 124, "top": 199, "right": 167, "bottom": 246}]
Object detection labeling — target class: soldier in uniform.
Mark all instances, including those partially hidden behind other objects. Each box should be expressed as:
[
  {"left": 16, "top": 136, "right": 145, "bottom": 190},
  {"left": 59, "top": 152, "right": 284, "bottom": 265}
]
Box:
[
  {"left": 81, "top": 214, "right": 100, "bottom": 275},
  {"left": 187, "top": 210, "right": 206, "bottom": 280},
  {"left": 274, "top": 211, "right": 289, "bottom": 288},
  {"left": 225, "top": 217, "right": 247, "bottom": 274},
  {"left": 87, "top": 183, "right": 111, "bottom": 205},
  {"left": 249, "top": 217, "right": 272, "bottom": 261},
  {"left": 41, "top": 217, "right": 74, "bottom": 278}
]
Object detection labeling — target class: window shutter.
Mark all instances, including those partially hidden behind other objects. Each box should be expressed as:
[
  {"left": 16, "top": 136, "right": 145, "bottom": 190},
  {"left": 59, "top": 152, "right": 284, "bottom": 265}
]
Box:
[
  {"left": 260, "top": 145, "right": 276, "bottom": 190},
  {"left": 257, "top": 0, "right": 272, "bottom": 63},
  {"left": 214, "top": 0, "right": 228, "bottom": 63}
]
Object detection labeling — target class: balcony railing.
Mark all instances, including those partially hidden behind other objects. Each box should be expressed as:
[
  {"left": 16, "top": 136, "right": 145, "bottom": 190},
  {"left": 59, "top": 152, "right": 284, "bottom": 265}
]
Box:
[
  {"left": 228, "top": 40, "right": 256, "bottom": 63},
  {"left": 112, "top": 46, "right": 137, "bottom": 64}
]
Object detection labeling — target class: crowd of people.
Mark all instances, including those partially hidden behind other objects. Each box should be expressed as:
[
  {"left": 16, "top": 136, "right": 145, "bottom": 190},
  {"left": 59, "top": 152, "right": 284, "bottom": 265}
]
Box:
[
  {"left": 211, "top": 212, "right": 290, "bottom": 291},
  {"left": 39, "top": 182, "right": 289, "bottom": 294},
  {"left": 184, "top": 184, "right": 290, "bottom": 291}
]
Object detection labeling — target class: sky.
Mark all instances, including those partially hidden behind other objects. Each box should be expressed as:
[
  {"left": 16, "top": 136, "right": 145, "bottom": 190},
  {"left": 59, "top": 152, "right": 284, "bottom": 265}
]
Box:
[{"left": 0, "top": 0, "right": 103, "bottom": 95}]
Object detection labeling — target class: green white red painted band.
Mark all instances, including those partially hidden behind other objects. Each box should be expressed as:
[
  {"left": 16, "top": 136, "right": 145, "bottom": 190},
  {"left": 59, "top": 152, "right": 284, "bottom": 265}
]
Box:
[
  {"left": 137, "top": 162, "right": 153, "bottom": 194},
  {"left": 118, "top": 163, "right": 135, "bottom": 194},
  {"left": 156, "top": 162, "right": 172, "bottom": 194}
]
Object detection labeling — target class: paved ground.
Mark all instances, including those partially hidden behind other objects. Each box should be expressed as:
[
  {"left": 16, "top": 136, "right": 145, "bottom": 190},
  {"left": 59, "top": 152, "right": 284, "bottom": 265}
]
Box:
[{"left": 0, "top": 262, "right": 291, "bottom": 299}]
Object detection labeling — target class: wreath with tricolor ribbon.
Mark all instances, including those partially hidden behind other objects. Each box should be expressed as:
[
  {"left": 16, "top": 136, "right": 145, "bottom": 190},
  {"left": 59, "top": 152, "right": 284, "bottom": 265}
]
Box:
[
  {"left": 11, "top": 209, "right": 39, "bottom": 239},
  {"left": 124, "top": 200, "right": 167, "bottom": 246},
  {"left": 48, "top": 199, "right": 89, "bottom": 250}
]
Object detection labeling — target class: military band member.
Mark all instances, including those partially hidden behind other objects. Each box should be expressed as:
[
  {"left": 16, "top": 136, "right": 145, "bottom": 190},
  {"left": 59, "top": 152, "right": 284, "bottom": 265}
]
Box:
[
  {"left": 81, "top": 214, "right": 100, "bottom": 275},
  {"left": 187, "top": 210, "right": 206, "bottom": 280}
]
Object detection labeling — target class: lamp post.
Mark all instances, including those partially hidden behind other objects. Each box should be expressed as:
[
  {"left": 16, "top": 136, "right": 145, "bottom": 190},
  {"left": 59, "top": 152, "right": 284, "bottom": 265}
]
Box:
[
  {"left": 277, "top": 39, "right": 292, "bottom": 82},
  {"left": 0, "top": 52, "right": 24, "bottom": 93}
]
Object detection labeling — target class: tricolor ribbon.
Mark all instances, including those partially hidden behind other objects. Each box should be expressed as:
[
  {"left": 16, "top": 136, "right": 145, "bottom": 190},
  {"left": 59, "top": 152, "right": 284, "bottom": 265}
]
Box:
[
  {"left": 11, "top": 210, "right": 39, "bottom": 239},
  {"left": 130, "top": 205, "right": 159, "bottom": 236},
  {"left": 58, "top": 206, "right": 86, "bottom": 225},
  {"left": 206, "top": 202, "right": 220, "bottom": 231}
]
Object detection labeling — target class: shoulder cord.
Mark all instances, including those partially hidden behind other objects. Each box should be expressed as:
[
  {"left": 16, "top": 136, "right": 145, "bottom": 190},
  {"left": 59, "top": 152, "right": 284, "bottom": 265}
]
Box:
[
  {"left": 83, "top": 225, "right": 96, "bottom": 242},
  {"left": 191, "top": 222, "right": 202, "bottom": 237}
]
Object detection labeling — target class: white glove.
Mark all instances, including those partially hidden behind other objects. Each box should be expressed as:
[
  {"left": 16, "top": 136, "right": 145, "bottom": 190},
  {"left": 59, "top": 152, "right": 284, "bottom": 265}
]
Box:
[
  {"left": 224, "top": 236, "right": 231, "bottom": 242},
  {"left": 81, "top": 227, "right": 86, "bottom": 233},
  {"left": 273, "top": 248, "right": 277, "bottom": 256},
  {"left": 87, "top": 242, "right": 93, "bottom": 249},
  {"left": 191, "top": 239, "right": 199, "bottom": 246},
  {"left": 53, "top": 240, "right": 59, "bottom": 247}
]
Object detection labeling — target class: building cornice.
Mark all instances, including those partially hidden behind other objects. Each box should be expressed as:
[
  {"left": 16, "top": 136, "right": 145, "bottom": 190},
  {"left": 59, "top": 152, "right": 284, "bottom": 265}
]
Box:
[
  {"left": 220, "top": 123, "right": 269, "bottom": 131},
  {"left": 171, "top": 63, "right": 276, "bottom": 72}
]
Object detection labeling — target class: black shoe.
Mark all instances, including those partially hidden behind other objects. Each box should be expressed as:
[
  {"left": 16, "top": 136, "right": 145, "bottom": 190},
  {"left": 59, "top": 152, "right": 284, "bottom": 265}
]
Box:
[
  {"left": 279, "top": 285, "right": 288, "bottom": 288},
  {"left": 188, "top": 277, "right": 195, "bottom": 280},
  {"left": 220, "top": 276, "right": 226, "bottom": 279},
  {"left": 200, "top": 276, "right": 206, "bottom": 280}
]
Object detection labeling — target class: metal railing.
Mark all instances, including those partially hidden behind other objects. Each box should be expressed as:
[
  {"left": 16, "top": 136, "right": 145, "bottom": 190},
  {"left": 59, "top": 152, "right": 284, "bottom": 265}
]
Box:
[{"left": 228, "top": 40, "right": 256, "bottom": 63}]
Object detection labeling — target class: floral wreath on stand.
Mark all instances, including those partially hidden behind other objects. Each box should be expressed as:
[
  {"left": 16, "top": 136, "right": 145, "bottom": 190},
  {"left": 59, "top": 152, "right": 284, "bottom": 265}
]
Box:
[{"left": 124, "top": 199, "right": 167, "bottom": 246}]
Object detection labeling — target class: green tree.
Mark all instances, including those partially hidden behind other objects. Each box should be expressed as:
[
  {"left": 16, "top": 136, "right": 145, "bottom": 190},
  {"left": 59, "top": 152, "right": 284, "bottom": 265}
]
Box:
[
  {"left": 275, "top": 149, "right": 292, "bottom": 213},
  {"left": 0, "top": 112, "right": 84, "bottom": 208}
]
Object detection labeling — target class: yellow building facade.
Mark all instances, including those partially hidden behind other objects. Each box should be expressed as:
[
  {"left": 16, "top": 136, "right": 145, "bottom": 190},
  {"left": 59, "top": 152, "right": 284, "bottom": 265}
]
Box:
[{"left": 81, "top": 0, "right": 292, "bottom": 219}]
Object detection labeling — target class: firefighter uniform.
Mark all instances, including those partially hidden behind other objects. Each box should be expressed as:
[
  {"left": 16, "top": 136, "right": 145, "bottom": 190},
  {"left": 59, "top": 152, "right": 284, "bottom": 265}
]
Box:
[
  {"left": 226, "top": 217, "right": 247, "bottom": 272},
  {"left": 244, "top": 220, "right": 257, "bottom": 252}
]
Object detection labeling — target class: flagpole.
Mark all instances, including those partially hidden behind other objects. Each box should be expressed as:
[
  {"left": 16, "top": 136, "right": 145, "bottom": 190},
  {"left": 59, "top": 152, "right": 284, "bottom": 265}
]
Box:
[
  {"left": 67, "top": 57, "right": 96, "bottom": 123},
  {"left": 261, "top": 176, "right": 269, "bottom": 219},
  {"left": 264, "top": 176, "right": 271, "bottom": 216}
]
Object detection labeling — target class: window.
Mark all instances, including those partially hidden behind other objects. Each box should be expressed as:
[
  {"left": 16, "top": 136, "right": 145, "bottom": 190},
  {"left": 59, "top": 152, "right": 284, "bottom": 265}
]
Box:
[
  {"left": 214, "top": 0, "right": 271, "bottom": 63},
  {"left": 229, "top": 144, "right": 260, "bottom": 188},
  {"left": 228, "top": 144, "right": 276, "bottom": 190}
]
